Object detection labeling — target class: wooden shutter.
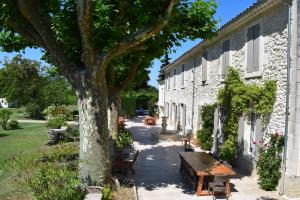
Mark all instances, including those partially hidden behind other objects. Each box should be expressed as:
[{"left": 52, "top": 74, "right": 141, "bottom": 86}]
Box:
[
  {"left": 181, "top": 64, "right": 185, "bottom": 86},
  {"left": 222, "top": 40, "right": 230, "bottom": 77},
  {"left": 237, "top": 116, "right": 245, "bottom": 154},
  {"left": 202, "top": 51, "right": 208, "bottom": 82},
  {"left": 173, "top": 69, "right": 176, "bottom": 88},
  {"left": 247, "top": 26, "right": 254, "bottom": 73},
  {"left": 254, "top": 115, "right": 263, "bottom": 160},
  {"left": 253, "top": 24, "right": 260, "bottom": 72}
]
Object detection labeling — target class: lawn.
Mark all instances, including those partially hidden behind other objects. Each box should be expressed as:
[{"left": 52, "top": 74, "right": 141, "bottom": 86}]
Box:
[
  {"left": 0, "top": 123, "right": 48, "bottom": 200},
  {"left": 4, "top": 107, "right": 27, "bottom": 120}
]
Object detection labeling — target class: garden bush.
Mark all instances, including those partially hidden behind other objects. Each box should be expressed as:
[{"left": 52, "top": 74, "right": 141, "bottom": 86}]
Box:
[
  {"left": 102, "top": 184, "right": 112, "bottom": 200},
  {"left": 43, "top": 105, "right": 71, "bottom": 120},
  {"left": 115, "top": 130, "right": 133, "bottom": 149},
  {"left": 25, "top": 102, "right": 45, "bottom": 119},
  {"left": 197, "top": 104, "right": 216, "bottom": 151},
  {"left": 8, "top": 143, "right": 84, "bottom": 200},
  {"left": 0, "top": 108, "right": 13, "bottom": 130},
  {"left": 29, "top": 163, "right": 86, "bottom": 200},
  {"left": 8, "top": 120, "right": 19, "bottom": 130},
  {"left": 46, "top": 117, "right": 66, "bottom": 129},
  {"left": 256, "top": 133, "right": 284, "bottom": 191}
]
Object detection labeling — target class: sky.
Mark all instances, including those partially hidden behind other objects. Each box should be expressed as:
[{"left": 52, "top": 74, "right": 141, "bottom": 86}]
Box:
[{"left": 0, "top": 0, "right": 256, "bottom": 87}]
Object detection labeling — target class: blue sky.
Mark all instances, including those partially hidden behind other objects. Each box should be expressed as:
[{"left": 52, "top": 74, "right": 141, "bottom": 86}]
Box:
[{"left": 0, "top": 0, "right": 256, "bottom": 87}]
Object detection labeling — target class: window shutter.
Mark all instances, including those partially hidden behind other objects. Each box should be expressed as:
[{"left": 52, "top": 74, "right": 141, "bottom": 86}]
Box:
[
  {"left": 202, "top": 51, "right": 208, "bottom": 82},
  {"left": 237, "top": 116, "right": 245, "bottom": 154},
  {"left": 247, "top": 27, "right": 254, "bottom": 73},
  {"left": 253, "top": 24, "right": 260, "bottom": 72},
  {"left": 181, "top": 64, "right": 185, "bottom": 86},
  {"left": 173, "top": 69, "right": 176, "bottom": 88},
  {"left": 222, "top": 40, "right": 230, "bottom": 77},
  {"left": 254, "top": 115, "right": 263, "bottom": 160}
]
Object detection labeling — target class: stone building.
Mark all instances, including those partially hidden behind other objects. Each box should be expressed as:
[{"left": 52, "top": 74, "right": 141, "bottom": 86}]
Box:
[{"left": 158, "top": 0, "right": 300, "bottom": 198}]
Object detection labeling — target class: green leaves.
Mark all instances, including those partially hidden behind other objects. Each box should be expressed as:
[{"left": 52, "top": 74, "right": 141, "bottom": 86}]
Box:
[
  {"left": 217, "top": 67, "right": 277, "bottom": 161},
  {"left": 256, "top": 133, "right": 284, "bottom": 190}
]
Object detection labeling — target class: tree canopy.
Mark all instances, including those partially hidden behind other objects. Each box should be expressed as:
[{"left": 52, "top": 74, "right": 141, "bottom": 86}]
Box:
[{"left": 0, "top": 0, "right": 218, "bottom": 185}]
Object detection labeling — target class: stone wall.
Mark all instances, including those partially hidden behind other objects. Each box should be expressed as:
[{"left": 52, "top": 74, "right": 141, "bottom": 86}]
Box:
[{"left": 163, "top": 4, "right": 288, "bottom": 136}]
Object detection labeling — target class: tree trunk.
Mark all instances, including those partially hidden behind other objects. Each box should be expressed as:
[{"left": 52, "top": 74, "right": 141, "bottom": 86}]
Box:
[
  {"left": 109, "top": 94, "right": 121, "bottom": 140},
  {"left": 77, "top": 77, "right": 111, "bottom": 186}
]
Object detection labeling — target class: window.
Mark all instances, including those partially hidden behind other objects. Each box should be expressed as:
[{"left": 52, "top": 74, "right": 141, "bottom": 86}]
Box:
[
  {"left": 221, "top": 40, "right": 230, "bottom": 77},
  {"left": 181, "top": 64, "right": 185, "bottom": 86},
  {"left": 247, "top": 23, "right": 260, "bottom": 73},
  {"left": 173, "top": 69, "right": 176, "bottom": 88},
  {"left": 202, "top": 51, "right": 208, "bottom": 82}
]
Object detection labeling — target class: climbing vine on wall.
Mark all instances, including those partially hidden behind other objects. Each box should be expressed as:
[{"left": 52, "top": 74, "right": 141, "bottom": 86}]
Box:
[
  {"left": 217, "top": 67, "right": 277, "bottom": 161},
  {"left": 197, "top": 104, "right": 216, "bottom": 150}
]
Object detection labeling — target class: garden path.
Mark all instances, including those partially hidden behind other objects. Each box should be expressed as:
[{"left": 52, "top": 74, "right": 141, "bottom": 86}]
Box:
[{"left": 127, "top": 117, "right": 283, "bottom": 200}]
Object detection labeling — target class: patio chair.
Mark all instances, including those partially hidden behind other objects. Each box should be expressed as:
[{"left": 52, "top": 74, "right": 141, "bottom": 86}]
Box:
[
  {"left": 113, "top": 150, "right": 139, "bottom": 175},
  {"left": 208, "top": 175, "right": 229, "bottom": 200}
]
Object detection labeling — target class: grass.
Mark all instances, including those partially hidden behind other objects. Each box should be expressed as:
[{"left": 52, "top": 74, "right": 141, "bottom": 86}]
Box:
[
  {"left": 3, "top": 107, "right": 27, "bottom": 120},
  {"left": 0, "top": 123, "right": 48, "bottom": 200}
]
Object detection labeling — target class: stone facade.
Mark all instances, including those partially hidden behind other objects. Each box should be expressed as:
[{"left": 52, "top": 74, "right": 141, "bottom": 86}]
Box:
[{"left": 159, "top": 0, "right": 300, "bottom": 198}]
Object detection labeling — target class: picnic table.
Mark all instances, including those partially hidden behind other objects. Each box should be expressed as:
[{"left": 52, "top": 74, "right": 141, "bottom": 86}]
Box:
[{"left": 179, "top": 152, "right": 236, "bottom": 196}]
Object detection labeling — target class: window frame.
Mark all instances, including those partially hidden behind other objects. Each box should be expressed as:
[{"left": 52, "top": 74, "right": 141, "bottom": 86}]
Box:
[
  {"left": 245, "top": 21, "right": 264, "bottom": 79},
  {"left": 221, "top": 39, "right": 231, "bottom": 79}
]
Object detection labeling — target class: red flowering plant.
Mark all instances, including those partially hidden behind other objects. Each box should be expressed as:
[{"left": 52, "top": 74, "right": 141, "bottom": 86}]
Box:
[{"left": 256, "top": 131, "right": 285, "bottom": 191}]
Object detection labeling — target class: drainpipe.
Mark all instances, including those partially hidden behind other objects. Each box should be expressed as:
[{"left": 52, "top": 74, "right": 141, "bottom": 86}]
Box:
[
  {"left": 191, "top": 57, "right": 196, "bottom": 133},
  {"left": 279, "top": 1, "right": 291, "bottom": 196}
]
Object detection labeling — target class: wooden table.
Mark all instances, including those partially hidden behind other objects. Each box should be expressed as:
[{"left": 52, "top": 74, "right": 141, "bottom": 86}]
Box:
[{"left": 179, "top": 152, "right": 236, "bottom": 196}]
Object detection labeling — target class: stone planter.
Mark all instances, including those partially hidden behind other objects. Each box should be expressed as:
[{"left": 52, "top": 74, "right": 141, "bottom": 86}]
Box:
[{"left": 47, "top": 127, "right": 68, "bottom": 145}]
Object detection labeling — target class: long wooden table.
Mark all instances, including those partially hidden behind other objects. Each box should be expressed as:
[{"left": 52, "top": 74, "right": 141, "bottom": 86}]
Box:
[{"left": 179, "top": 152, "right": 236, "bottom": 196}]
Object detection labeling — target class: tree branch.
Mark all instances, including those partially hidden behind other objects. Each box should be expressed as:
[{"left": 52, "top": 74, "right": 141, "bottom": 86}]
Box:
[
  {"left": 97, "top": 0, "right": 177, "bottom": 78},
  {"left": 17, "top": 0, "right": 81, "bottom": 86},
  {"left": 76, "top": 0, "right": 96, "bottom": 67},
  {"left": 114, "top": 60, "right": 141, "bottom": 94}
]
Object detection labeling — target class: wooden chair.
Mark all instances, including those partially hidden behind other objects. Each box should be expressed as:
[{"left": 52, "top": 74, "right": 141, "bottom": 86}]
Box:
[
  {"left": 113, "top": 150, "right": 139, "bottom": 175},
  {"left": 208, "top": 175, "right": 229, "bottom": 200}
]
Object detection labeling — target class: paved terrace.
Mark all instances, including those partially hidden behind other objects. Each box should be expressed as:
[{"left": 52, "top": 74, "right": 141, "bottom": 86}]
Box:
[{"left": 126, "top": 117, "right": 283, "bottom": 200}]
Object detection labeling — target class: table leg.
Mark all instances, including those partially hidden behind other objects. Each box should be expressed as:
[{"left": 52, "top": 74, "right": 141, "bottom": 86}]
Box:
[
  {"left": 196, "top": 175, "right": 204, "bottom": 196},
  {"left": 226, "top": 180, "right": 231, "bottom": 197}
]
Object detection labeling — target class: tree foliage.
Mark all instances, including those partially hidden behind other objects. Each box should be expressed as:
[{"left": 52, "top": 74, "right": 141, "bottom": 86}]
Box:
[
  {"left": 0, "top": 55, "right": 76, "bottom": 118},
  {"left": 0, "top": 0, "right": 218, "bottom": 185}
]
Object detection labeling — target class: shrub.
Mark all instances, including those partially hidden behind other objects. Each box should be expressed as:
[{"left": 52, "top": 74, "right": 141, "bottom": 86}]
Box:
[
  {"left": 115, "top": 130, "right": 133, "bottom": 149},
  {"left": 28, "top": 163, "right": 86, "bottom": 200},
  {"left": 46, "top": 117, "right": 66, "bottom": 129},
  {"left": 219, "top": 135, "right": 237, "bottom": 161},
  {"left": 43, "top": 105, "right": 71, "bottom": 120},
  {"left": 0, "top": 109, "right": 13, "bottom": 130},
  {"left": 197, "top": 104, "right": 216, "bottom": 151},
  {"left": 25, "top": 102, "right": 45, "bottom": 119},
  {"left": 197, "top": 128, "right": 213, "bottom": 150},
  {"left": 8, "top": 120, "right": 19, "bottom": 130},
  {"left": 256, "top": 133, "right": 284, "bottom": 191},
  {"left": 8, "top": 143, "right": 83, "bottom": 200},
  {"left": 102, "top": 184, "right": 112, "bottom": 200}
]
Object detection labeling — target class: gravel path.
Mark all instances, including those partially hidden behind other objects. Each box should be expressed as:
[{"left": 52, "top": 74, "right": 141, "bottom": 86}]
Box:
[{"left": 127, "top": 117, "right": 283, "bottom": 200}]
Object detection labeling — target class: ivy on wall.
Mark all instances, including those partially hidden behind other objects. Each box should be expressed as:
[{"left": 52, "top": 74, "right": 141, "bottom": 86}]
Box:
[
  {"left": 197, "top": 104, "right": 216, "bottom": 150},
  {"left": 217, "top": 67, "right": 277, "bottom": 161}
]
